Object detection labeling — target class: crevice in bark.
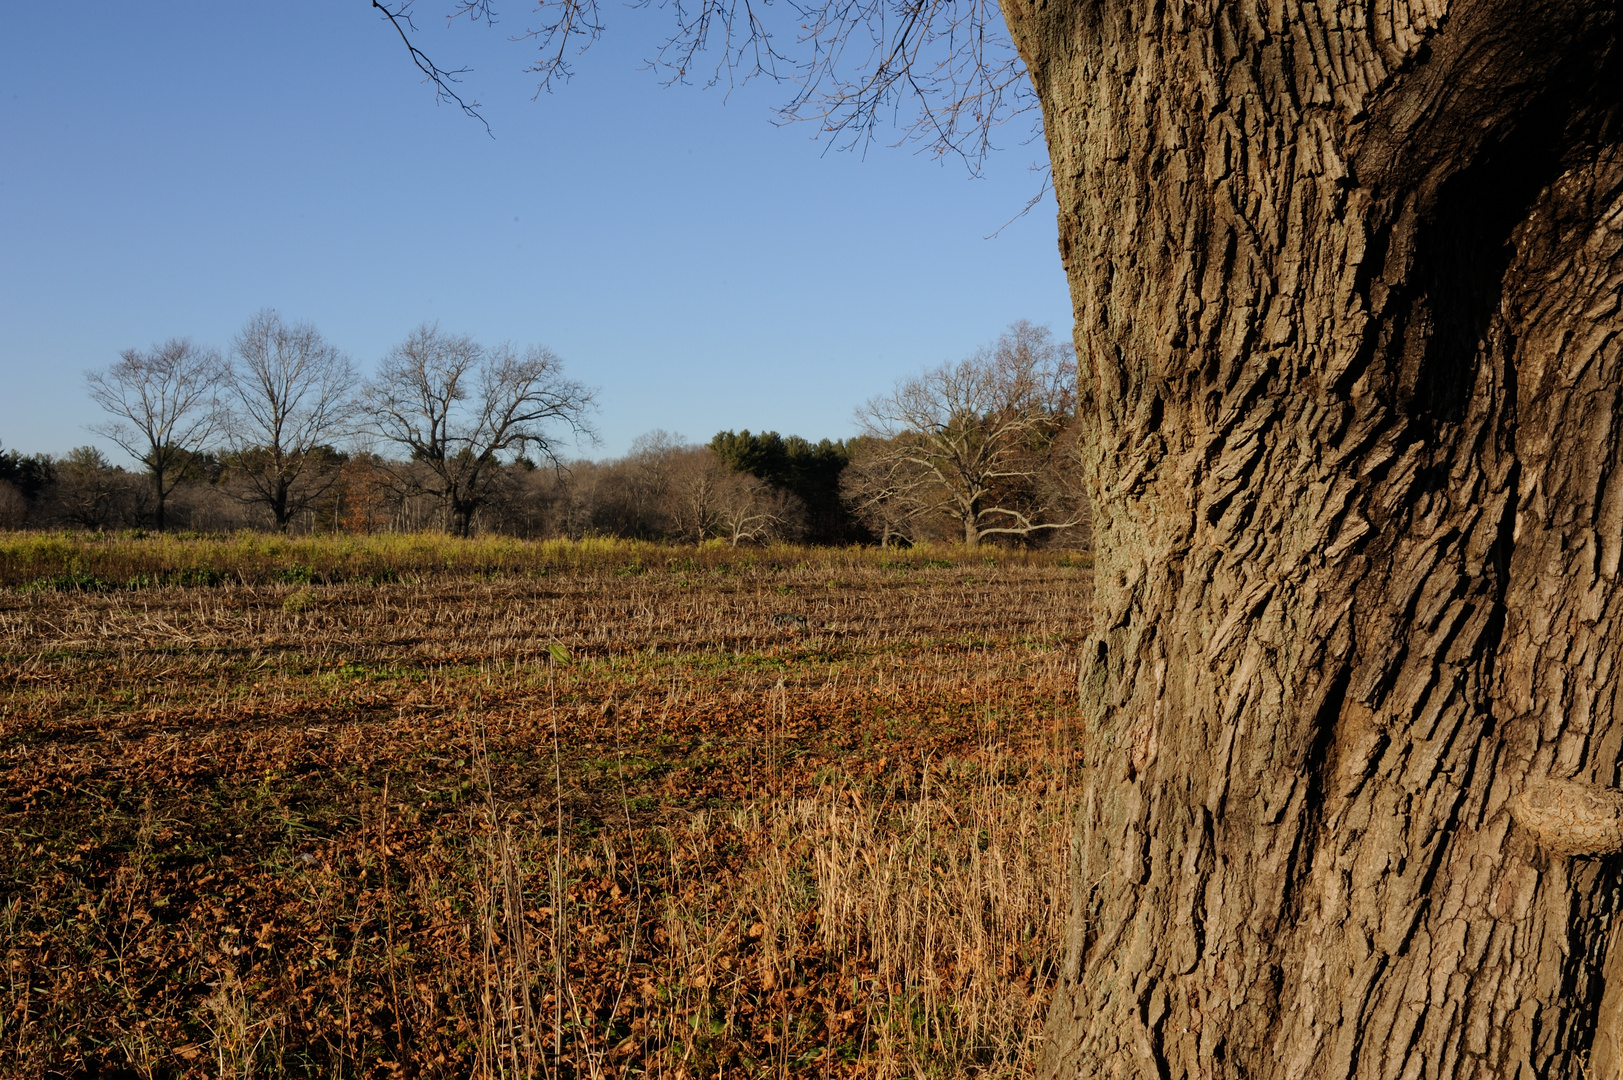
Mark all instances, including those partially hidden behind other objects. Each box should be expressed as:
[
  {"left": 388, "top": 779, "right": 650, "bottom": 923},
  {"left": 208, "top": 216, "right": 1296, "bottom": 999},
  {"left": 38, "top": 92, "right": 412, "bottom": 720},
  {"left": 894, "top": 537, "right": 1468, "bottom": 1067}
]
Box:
[
  {"left": 1340, "top": 952, "right": 1389, "bottom": 1079},
  {"left": 1333, "top": 219, "right": 1399, "bottom": 401},
  {"left": 1403, "top": 97, "right": 1584, "bottom": 431},
  {"left": 1286, "top": 663, "right": 1354, "bottom": 914},
  {"left": 1403, "top": 723, "right": 1489, "bottom": 927}
]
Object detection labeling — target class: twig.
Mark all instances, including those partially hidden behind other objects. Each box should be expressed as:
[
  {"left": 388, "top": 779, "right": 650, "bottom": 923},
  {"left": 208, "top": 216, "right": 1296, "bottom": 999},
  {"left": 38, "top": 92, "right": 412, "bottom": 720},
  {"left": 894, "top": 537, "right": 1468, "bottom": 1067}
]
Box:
[
  {"left": 983, "top": 169, "right": 1054, "bottom": 239},
  {"left": 372, "top": 0, "right": 493, "bottom": 135}
]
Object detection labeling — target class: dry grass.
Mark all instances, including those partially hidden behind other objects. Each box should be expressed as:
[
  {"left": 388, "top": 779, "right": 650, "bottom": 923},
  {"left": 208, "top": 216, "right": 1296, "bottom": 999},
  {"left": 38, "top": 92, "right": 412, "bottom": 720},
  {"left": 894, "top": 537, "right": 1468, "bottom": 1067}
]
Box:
[
  {"left": 459, "top": 756, "right": 1071, "bottom": 1080},
  {"left": 0, "top": 537, "right": 1090, "bottom": 1079},
  {"left": 0, "top": 531, "right": 1088, "bottom": 591}
]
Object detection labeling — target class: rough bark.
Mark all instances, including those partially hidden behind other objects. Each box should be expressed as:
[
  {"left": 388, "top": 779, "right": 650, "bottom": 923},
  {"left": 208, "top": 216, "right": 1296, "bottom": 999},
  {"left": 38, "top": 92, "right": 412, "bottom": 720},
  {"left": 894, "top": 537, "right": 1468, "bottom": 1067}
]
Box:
[{"left": 996, "top": 0, "right": 1623, "bottom": 1075}]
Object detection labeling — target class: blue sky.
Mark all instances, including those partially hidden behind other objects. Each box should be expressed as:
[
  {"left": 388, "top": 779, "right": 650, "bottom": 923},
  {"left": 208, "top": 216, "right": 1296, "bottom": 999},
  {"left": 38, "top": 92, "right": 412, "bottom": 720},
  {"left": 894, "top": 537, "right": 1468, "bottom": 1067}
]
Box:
[{"left": 0, "top": 3, "right": 1071, "bottom": 461}]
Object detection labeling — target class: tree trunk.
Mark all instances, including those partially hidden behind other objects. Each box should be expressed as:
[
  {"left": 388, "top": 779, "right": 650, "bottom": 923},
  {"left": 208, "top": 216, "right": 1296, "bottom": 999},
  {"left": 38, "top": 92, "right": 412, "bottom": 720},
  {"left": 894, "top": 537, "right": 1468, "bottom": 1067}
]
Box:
[
  {"left": 1000, "top": 0, "right": 1623, "bottom": 1075},
  {"left": 273, "top": 489, "right": 291, "bottom": 533},
  {"left": 451, "top": 497, "right": 475, "bottom": 538},
  {"left": 153, "top": 468, "right": 166, "bottom": 533}
]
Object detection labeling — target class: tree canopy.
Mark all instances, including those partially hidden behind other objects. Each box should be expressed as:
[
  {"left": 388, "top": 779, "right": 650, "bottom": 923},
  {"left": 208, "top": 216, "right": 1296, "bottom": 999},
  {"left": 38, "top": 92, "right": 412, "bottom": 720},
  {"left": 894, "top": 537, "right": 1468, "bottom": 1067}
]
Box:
[{"left": 708, "top": 430, "right": 862, "bottom": 544}]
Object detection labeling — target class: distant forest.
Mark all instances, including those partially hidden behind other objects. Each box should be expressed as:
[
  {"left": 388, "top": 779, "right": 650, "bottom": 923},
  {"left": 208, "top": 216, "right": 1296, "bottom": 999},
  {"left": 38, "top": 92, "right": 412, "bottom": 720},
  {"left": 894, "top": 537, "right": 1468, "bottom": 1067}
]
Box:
[{"left": 1, "top": 316, "right": 1089, "bottom": 548}]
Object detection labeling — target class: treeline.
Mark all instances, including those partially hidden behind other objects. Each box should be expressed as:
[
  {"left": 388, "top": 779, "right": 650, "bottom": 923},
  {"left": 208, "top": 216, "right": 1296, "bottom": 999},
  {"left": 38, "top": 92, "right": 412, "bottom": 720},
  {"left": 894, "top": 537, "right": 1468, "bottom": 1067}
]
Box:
[
  {"left": 1, "top": 315, "right": 1089, "bottom": 548},
  {"left": 0, "top": 433, "right": 852, "bottom": 543}
]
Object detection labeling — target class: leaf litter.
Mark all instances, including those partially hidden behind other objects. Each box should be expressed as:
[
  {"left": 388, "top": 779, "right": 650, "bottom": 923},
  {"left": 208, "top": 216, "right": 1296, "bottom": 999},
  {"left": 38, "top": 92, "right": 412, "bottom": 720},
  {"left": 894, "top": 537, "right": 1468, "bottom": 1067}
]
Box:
[{"left": 0, "top": 548, "right": 1090, "bottom": 1079}]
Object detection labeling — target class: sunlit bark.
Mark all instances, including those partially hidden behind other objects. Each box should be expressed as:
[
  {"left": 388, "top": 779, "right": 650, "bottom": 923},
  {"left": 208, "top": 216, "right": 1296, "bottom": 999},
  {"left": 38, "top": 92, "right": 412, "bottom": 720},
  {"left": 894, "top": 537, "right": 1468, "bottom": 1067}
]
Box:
[{"left": 989, "top": 0, "right": 1623, "bottom": 1075}]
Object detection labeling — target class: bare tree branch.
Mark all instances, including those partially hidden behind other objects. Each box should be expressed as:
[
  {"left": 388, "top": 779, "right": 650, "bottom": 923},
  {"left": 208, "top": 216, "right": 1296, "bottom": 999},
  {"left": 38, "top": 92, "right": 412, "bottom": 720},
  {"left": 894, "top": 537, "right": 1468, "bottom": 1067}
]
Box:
[
  {"left": 380, "top": 0, "right": 1040, "bottom": 169},
  {"left": 641, "top": 0, "right": 1041, "bottom": 167},
  {"left": 984, "top": 164, "right": 1052, "bottom": 238},
  {"left": 373, "top": 0, "right": 494, "bottom": 134}
]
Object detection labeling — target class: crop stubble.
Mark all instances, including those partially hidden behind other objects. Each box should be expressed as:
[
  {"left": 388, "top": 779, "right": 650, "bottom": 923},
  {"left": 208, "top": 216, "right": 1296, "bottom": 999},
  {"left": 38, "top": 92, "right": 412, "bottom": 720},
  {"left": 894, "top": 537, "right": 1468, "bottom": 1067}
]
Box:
[{"left": 0, "top": 549, "right": 1091, "bottom": 1080}]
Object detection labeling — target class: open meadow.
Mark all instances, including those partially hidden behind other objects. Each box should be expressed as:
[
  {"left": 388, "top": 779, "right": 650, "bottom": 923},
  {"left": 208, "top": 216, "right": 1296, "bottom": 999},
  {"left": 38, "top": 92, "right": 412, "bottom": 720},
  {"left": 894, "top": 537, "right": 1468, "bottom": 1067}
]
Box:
[{"left": 0, "top": 535, "right": 1091, "bottom": 1080}]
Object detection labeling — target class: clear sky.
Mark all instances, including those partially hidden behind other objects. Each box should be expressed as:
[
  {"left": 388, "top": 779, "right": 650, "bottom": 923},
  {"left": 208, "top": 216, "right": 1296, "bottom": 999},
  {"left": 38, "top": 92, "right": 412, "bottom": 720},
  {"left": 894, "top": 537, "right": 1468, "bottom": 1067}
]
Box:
[{"left": 0, "top": 3, "right": 1072, "bottom": 462}]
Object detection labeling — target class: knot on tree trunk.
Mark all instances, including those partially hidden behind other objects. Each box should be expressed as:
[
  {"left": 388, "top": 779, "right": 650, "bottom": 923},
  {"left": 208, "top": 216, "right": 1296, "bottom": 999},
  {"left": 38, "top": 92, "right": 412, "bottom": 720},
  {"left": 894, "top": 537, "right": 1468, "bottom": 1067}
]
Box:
[{"left": 1510, "top": 778, "right": 1623, "bottom": 857}]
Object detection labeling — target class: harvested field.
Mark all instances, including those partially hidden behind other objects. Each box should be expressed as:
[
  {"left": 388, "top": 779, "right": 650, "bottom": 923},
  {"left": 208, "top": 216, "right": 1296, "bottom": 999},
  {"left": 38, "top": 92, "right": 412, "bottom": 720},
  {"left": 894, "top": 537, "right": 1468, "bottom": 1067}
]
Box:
[{"left": 0, "top": 538, "right": 1091, "bottom": 1080}]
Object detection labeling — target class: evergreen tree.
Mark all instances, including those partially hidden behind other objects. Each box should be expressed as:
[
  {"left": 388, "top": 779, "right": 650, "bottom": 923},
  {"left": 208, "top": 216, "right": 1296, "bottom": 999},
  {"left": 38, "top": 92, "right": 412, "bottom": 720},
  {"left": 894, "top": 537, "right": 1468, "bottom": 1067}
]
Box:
[
  {"left": 0, "top": 442, "right": 55, "bottom": 503},
  {"left": 708, "top": 430, "right": 866, "bottom": 544}
]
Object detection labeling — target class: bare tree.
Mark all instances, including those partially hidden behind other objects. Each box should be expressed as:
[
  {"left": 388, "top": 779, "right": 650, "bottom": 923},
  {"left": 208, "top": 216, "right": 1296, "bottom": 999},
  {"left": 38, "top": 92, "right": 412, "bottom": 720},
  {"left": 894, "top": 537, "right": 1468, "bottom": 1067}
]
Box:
[
  {"left": 623, "top": 429, "right": 690, "bottom": 536},
  {"left": 839, "top": 435, "right": 930, "bottom": 546},
  {"left": 85, "top": 339, "right": 223, "bottom": 532},
  {"left": 851, "top": 321, "right": 1081, "bottom": 545},
  {"left": 221, "top": 310, "right": 357, "bottom": 532},
  {"left": 362, "top": 323, "right": 596, "bottom": 536},
  {"left": 659, "top": 445, "right": 734, "bottom": 543}
]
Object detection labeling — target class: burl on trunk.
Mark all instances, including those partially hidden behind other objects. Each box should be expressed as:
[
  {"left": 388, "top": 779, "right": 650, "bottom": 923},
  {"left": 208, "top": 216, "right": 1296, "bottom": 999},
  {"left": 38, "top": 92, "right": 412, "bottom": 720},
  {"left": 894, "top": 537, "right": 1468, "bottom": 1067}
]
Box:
[{"left": 999, "top": 0, "right": 1623, "bottom": 1075}]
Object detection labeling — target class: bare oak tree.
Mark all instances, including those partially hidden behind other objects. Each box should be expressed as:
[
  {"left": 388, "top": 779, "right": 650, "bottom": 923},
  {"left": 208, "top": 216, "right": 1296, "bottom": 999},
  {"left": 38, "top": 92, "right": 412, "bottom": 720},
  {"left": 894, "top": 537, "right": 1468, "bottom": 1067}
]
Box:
[
  {"left": 222, "top": 309, "right": 357, "bottom": 532},
  {"left": 362, "top": 323, "right": 596, "bottom": 536},
  {"left": 383, "top": 2, "right": 1623, "bottom": 1075},
  {"left": 85, "top": 338, "right": 223, "bottom": 532},
  {"left": 851, "top": 321, "right": 1081, "bottom": 545}
]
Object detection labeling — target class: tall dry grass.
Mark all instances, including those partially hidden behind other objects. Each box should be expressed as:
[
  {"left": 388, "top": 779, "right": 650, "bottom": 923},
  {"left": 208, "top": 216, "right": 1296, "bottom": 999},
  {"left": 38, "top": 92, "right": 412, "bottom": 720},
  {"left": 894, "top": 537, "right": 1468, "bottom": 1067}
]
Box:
[{"left": 459, "top": 749, "right": 1072, "bottom": 1080}]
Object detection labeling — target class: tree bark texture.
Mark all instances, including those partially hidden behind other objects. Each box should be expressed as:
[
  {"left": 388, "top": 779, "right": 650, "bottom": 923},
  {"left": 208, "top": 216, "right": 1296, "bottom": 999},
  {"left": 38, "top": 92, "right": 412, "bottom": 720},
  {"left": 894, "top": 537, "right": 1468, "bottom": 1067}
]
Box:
[{"left": 998, "top": 0, "right": 1623, "bottom": 1075}]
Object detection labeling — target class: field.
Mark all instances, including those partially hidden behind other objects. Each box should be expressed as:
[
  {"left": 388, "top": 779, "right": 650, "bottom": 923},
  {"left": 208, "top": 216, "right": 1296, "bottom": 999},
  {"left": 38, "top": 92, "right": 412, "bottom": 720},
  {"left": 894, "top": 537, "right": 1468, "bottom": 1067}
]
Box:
[{"left": 0, "top": 535, "right": 1092, "bottom": 1080}]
